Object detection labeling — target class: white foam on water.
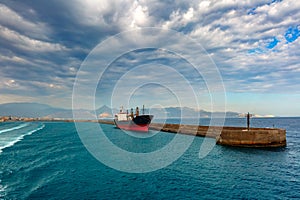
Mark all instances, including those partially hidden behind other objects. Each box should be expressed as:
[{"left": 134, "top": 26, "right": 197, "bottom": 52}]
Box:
[
  {"left": 0, "top": 124, "right": 45, "bottom": 154},
  {"left": 0, "top": 123, "right": 29, "bottom": 134},
  {"left": 0, "top": 181, "right": 7, "bottom": 198}
]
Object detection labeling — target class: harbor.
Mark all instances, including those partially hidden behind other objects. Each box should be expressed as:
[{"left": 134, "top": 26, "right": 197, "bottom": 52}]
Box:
[
  {"left": 0, "top": 115, "right": 287, "bottom": 148},
  {"left": 97, "top": 119, "right": 287, "bottom": 148}
]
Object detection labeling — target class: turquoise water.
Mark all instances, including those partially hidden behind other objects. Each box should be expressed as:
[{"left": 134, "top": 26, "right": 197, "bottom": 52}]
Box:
[{"left": 0, "top": 118, "right": 299, "bottom": 199}]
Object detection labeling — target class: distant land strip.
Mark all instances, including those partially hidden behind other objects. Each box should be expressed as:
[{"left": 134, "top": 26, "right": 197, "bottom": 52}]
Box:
[{"left": 0, "top": 116, "right": 286, "bottom": 148}]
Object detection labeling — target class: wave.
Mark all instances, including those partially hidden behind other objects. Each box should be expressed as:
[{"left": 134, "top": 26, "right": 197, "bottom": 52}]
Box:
[
  {"left": 0, "top": 181, "right": 7, "bottom": 198},
  {"left": 0, "top": 124, "right": 45, "bottom": 154},
  {"left": 0, "top": 123, "right": 29, "bottom": 134}
]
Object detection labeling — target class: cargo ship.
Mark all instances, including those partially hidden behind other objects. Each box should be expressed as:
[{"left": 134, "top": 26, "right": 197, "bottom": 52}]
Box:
[{"left": 114, "top": 106, "right": 153, "bottom": 132}]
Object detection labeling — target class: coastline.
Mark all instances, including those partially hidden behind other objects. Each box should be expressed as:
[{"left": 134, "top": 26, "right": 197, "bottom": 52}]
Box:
[
  {"left": 0, "top": 116, "right": 287, "bottom": 148},
  {"left": 0, "top": 116, "right": 115, "bottom": 123}
]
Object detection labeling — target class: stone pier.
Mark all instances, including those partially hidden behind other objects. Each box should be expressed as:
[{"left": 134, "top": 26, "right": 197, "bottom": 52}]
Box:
[{"left": 149, "top": 123, "right": 286, "bottom": 148}]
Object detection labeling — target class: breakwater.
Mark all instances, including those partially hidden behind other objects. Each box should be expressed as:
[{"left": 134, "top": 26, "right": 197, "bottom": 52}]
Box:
[
  {"left": 149, "top": 123, "right": 221, "bottom": 138},
  {"left": 95, "top": 120, "right": 286, "bottom": 148},
  {"left": 216, "top": 127, "right": 286, "bottom": 148},
  {"left": 149, "top": 123, "right": 286, "bottom": 148}
]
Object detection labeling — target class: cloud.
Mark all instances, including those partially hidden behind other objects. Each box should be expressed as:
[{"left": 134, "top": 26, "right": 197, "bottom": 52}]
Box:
[
  {"left": 0, "top": 4, "right": 49, "bottom": 40},
  {"left": 0, "top": 0, "right": 299, "bottom": 115},
  {"left": 0, "top": 25, "right": 68, "bottom": 52}
]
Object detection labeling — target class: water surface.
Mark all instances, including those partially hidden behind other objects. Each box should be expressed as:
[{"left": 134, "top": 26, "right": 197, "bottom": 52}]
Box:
[{"left": 0, "top": 118, "right": 299, "bottom": 199}]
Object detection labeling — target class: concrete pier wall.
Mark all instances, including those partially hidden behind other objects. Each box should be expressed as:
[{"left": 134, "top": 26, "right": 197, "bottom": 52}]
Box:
[
  {"left": 216, "top": 128, "right": 286, "bottom": 148},
  {"left": 149, "top": 123, "right": 222, "bottom": 138},
  {"left": 149, "top": 123, "right": 287, "bottom": 148}
]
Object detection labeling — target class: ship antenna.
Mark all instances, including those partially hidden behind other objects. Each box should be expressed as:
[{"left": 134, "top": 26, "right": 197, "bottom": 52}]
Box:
[{"left": 143, "top": 105, "right": 145, "bottom": 115}]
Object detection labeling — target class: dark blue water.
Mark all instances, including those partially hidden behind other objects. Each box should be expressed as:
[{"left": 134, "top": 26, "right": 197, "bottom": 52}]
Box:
[{"left": 0, "top": 118, "right": 299, "bottom": 199}]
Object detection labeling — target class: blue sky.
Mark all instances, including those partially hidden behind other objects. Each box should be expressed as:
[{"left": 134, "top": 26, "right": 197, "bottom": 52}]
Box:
[{"left": 0, "top": 0, "right": 299, "bottom": 116}]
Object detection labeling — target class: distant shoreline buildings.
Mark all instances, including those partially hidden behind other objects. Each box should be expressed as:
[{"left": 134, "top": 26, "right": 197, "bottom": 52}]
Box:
[{"left": 0, "top": 116, "right": 73, "bottom": 122}]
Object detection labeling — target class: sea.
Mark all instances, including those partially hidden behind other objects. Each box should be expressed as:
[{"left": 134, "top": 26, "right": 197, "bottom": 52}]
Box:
[{"left": 0, "top": 117, "right": 299, "bottom": 199}]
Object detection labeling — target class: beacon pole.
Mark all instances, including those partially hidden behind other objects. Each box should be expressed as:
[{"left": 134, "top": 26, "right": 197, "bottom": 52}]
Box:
[{"left": 247, "top": 112, "right": 250, "bottom": 131}]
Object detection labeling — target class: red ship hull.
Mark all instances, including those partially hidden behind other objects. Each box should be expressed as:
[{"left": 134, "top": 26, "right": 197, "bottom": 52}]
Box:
[
  {"left": 114, "top": 115, "right": 153, "bottom": 132},
  {"left": 115, "top": 121, "right": 150, "bottom": 132}
]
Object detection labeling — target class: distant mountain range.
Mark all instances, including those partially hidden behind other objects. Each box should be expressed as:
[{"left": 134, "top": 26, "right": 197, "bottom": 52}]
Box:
[
  {"left": 0, "top": 103, "right": 67, "bottom": 118},
  {"left": 142, "top": 107, "right": 240, "bottom": 118},
  {"left": 0, "top": 102, "right": 242, "bottom": 119}
]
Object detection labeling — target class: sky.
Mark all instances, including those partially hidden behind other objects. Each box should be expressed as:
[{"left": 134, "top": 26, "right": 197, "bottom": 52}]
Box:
[{"left": 0, "top": 0, "right": 300, "bottom": 116}]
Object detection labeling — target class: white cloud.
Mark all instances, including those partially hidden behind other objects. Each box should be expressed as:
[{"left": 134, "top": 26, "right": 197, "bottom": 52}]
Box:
[
  {"left": 0, "top": 78, "right": 26, "bottom": 91},
  {"left": 0, "top": 54, "right": 29, "bottom": 65},
  {"left": 73, "top": 0, "right": 154, "bottom": 29},
  {"left": 0, "top": 94, "right": 36, "bottom": 105},
  {"left": 4, "top": 79, "right": 18, "bottom": 88},
  {"left": 0, "top": 25, "right": 68, "bottom": 52},
  {"left": 183, "top": 7, "right": 194, "bottom": 21},
  {"left": 0, "top": 4, "right": 49, "bottom": 40},
  {"left": 129, "top": 1, "right": 151, "bottom": 28},
  {"left": 256, "top": 0, "right": 300, "bottom": 23}
]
